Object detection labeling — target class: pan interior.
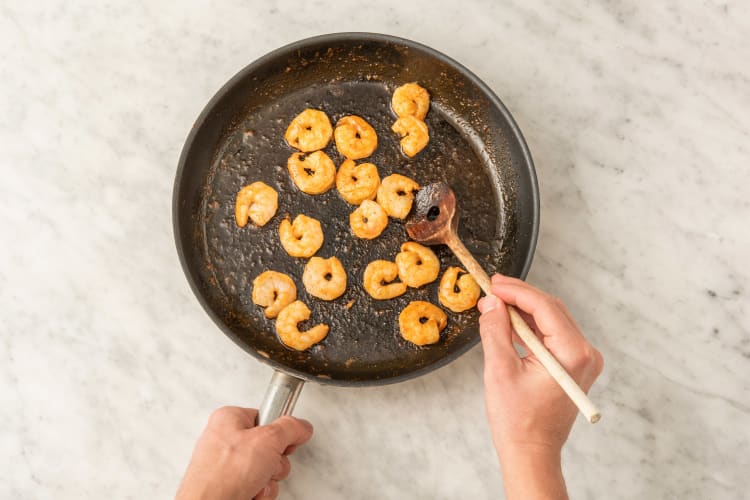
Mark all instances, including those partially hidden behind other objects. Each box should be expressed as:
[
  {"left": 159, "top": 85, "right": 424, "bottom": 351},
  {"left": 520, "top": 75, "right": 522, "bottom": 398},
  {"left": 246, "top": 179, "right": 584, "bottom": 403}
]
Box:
[{"left": 177, "top": 36, "right": 535, "bottom": 383}]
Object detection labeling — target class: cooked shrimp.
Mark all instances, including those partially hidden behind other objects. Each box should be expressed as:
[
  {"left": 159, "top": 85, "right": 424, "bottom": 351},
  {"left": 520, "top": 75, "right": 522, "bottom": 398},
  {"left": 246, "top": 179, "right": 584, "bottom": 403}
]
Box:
[
  {"left": 376, "top": 174, "right": 420, "bottom": 219},
  {"left": 349, "top": 200, "right": 388, "bottom": 240},
  {"left": 335, "top": 159, "right": 380, "bottom": 205},
  {"left": 287, "top": 151, "right": 336, "bottom": 195},
  {"left": 251, "top": 270, "right": 297, "bottom": 318},
  {"left": 279, "top": 214, "right": 324, "bottom": 258},
  {"left": 391, "top": 83, "right": 430, "bottom": 120},
  {"left": 235, "top": 181, "right": 278, "bottom": 228},
  {"left": 399, "top": 301, "right": 447, "bottom": 346},
  {"left": 363, "top": 260, "right": 406, "bottom": 300},
  {"left": 392, "top": 116, "right": 429, "bottom": 157},
  {"left": 284, "top": 109, "right": 333, "bottom": 152},
  {"left": 334, "top": 115, "right": 378, "bottom": 160},
  {"left": 438, "top": 267, "right": 481, "bottom": 312},
  {"left": 302, "top": 256, "right": 347, "bottom": 300},
  {"left": 395, "top": 242, "right": 440, "bottom": 288},
  {"left": 275, "top": 300, "right": 329, "bottom": 351}
]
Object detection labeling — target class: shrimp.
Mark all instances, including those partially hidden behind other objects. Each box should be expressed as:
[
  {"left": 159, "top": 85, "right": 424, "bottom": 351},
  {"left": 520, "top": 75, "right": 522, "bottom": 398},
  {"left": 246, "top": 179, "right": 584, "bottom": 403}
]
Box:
[
  {"left": 391, "top": 116, "right": 429, "bottom": 157},
  {"left": 334, "top": 115, "right": 378, "bottom": 160},
  {"left": 391, "top": 83, "right": 430, "bottom": 120},
  {"left": 279, "top": 214, "right": 324, "bottom": 258},
  {"left": 234, "top": 181, "right": 278, "bottom": 228},
  {"left": 302, "top": 256, "right": 347, "bottom": 300},
  {"left": 284, "top": 109, "right": 333, "bottom": 152},
  {"left": 399, "top": 301, "right": 447, "bottom": 346},
  {"left": 375, "top": 173, "right": 420, "bottom": 219},
  {"left": 438, "top": 267, "right": 481, "bottom": 312},
  {"left": 335, "top": 159, "right": 380, "bottom": 205},
  {"left": 395, "top": 241, "right": 440, "bottom": 288},
  {"left": 275, "top": 300, "right": 329, "bottom": 351},
  {"left": 287, "top": 151, "right": 336, "bottom": 195},
  {"left": 363, "top": 260, "right": 406, "bottom": 300},
  {"left": 251, "top": 270, "right": 297, "bottom": 318},
  {"left": 349, "top": 200, "right": 388, "bottom": 240}
]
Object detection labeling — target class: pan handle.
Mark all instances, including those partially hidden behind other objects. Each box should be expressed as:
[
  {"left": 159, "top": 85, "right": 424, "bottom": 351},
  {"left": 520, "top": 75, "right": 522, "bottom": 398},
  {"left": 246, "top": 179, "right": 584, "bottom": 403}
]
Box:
[{"left": 257, "top": 370, "right": 305, "bottom": 425}]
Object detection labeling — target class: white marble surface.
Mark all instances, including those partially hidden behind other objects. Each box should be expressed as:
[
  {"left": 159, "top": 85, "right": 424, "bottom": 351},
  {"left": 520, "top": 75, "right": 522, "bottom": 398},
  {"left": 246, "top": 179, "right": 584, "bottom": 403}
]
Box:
[{"left": 2, "top": 1, "right": 749, "bottom": 498}]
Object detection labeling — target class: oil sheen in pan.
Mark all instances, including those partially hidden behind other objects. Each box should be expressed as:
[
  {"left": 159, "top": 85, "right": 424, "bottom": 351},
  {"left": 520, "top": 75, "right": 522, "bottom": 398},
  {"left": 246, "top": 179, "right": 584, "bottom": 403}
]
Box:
[{"left": 198, "top": 80, "right": 510, "bottom": 378}]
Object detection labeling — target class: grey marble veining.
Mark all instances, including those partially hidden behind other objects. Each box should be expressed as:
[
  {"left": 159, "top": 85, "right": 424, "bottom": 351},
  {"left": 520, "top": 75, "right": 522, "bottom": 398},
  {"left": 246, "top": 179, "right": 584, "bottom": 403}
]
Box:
[{"left": 1, "top": 1, "right": 748, "bottom": 498}]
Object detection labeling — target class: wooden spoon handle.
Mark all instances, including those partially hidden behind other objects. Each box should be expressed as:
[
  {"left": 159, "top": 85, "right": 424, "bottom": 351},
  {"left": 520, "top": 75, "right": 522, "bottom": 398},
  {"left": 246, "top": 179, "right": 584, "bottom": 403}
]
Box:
[{"left": 445, "top": 236, "right": 601, "bottom": 424}]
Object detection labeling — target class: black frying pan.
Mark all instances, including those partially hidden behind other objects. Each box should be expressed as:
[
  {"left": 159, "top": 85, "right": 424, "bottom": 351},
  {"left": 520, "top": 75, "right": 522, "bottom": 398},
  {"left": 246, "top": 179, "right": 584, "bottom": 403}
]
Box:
[{"left": 173, "top": 33, "right": 539, "bottom": 423}]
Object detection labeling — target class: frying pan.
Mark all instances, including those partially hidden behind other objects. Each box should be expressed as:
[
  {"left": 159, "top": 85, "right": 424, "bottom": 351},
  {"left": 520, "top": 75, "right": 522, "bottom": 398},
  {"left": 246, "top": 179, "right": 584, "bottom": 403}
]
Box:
[{"left": 173, "top": 33, "right": 539, "bottom": 424}]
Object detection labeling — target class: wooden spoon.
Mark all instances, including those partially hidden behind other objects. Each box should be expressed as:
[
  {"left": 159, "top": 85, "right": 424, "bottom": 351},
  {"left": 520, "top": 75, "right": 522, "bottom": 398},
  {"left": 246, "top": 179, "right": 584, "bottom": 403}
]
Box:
[{"left": 406, "top": 182, "right": 601, "bottom": 424}]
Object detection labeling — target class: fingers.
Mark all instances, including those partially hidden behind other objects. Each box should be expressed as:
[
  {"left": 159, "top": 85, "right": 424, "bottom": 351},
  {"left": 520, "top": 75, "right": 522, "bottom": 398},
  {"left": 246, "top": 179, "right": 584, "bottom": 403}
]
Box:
[
  {"left": 490, "top": 282, "right": 583, "bottom": 344},
  {"left": 491, "top": 274, "right": 528, "bottom": 287},
  {"left": 254, "top": 480, "right": 279, "bottom": 500},
  {"left": 478, "top": 294, "right": 522, "bottom": 373},
  {"left": 490, "top": 275, "right": 577, "bottom": 329},
  {"left": 490, "top": 281, "right": 558, "bottom": 323},
  {"left": 490, "top": 275, "right": 604, "bottom": 386},
  {"left": 272, "top": 455, "right": 291, "bottom": 481},
  {"left": 207, "top": 406, "right": 258, "bottom": 430},
  {"left": 251, "top": 456, "right": 288, "bottom": 500},
  {"left": 260, "top": 416, "right": 314, "bottom": 453}
]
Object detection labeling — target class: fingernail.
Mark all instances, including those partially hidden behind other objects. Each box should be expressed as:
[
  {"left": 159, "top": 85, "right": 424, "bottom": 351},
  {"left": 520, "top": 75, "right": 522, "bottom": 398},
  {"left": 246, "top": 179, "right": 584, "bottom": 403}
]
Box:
[
  {"left": 263, "top": 485, "right": 272, "bottom": 496},
  {"left": 478, "top": 295, "right": 500, "bottom": 313}
]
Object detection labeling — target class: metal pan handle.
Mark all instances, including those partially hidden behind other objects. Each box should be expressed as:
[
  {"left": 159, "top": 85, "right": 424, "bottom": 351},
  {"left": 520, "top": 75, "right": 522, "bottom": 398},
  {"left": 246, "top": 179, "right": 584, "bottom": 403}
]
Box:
[{"left": 257, "top": 370, "right": 305, "bottom": 425}]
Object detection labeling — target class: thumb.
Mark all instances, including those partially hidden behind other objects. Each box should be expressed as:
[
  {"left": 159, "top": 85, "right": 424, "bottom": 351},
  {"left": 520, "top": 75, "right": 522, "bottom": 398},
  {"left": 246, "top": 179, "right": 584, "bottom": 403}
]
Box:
[
  {"left": 478, "top": 294, "right": 521, "bottom": 373},
  {"left": 263, "top": 416, "right": 314, "bottom": 453}
]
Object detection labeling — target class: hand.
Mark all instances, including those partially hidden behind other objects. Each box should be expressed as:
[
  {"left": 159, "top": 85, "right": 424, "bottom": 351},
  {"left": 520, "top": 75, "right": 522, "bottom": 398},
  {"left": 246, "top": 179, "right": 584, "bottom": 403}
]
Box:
[
  {"left": 175, "top": 407, "right": 313, "bottom": 500},
  {"left": 478, "top": 275, "right": 603, "bottom": 500}
]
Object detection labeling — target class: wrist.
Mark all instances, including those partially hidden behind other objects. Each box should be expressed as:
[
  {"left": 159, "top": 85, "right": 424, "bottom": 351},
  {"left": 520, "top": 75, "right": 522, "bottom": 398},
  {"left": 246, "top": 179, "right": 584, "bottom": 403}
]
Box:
[
  {"left": 494, "top": 436, "right": 562, "bottom": 462},
  {"left": 496, "top": 442, "right": 567, "bottom": 500}
]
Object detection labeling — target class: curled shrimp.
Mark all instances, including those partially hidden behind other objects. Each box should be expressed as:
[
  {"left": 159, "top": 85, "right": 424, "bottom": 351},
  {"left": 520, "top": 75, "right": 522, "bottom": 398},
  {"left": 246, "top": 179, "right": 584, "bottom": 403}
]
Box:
[
  {"left": 234, "top": 181, "right": 278, "bottom": 228},
  {"left": 392, "top": 116, "right": 429, "bottom": 157},
  {"left": 335, "top": 159, "right": 380, "bottom": 205},
  {"left": 363, "top": 260, "right": 407, "bottom": 300},
  {"left": 251, "top": 270, "right": 297, "bottom": 319},
  {"left": 279, "top": 214, "right": 324, "bottom": 258},
  {"left": 287, "top": 151, "right": 336, "bottom": 195},
  {"left": 302, "top": 256, "right": 347, "bottom": 301},
  {"left": 376, "top": 173, "right": 420, "bottom": 219},
  {"left": 284, "top": 109, "right": 333, "bottom": 152},
  {"left": 275, "top": 300, "right": 329, "bottom": 351},
  {"left": 391, "top": 83, "right": 430, "bottom": 120},
  {"left": 334, "top": 115, "right": 378, "bottom": 160},
  {"left": 395, "top": 242, "right": 440, "bottom": 288},
  {"left": 399, "top": 301, "right": 447, "bottom": 346},
  {"left": 349, "top": 200, "right": 388, "bottom": 240},
  {"left": 438, "top": 267, "right": 481, "bottom": 312}
]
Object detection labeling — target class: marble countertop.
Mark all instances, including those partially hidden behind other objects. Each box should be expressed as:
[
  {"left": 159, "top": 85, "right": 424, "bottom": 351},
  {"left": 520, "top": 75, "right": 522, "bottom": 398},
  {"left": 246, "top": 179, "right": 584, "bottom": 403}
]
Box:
[{"left": 2, "top": 1, "right": 748, "bottom": 498}]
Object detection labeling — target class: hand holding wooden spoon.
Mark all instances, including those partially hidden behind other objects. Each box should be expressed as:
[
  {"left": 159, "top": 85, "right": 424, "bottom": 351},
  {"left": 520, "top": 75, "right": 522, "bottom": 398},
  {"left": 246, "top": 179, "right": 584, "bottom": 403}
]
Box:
[{"left": 406, "top": 182, "right": 602, "bottom": 424}]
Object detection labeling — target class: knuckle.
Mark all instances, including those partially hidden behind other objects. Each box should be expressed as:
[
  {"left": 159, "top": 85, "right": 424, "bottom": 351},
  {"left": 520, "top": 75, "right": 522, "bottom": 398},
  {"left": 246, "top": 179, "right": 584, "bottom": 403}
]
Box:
[
  {"left": 567, "top": 347, "right": 591, "bottom": 370},
  {"left": 545, "top": 294, "right": 561, "bottom": 309},
  {"left": 478, "top": 314, "right": 494, "bottom": 329},
  {"left": 276, "top": 415, "right": 297, "bottom": 427},
  {"left": 277, "top": 456, "right": 291, "bottom": 479},
  {"left": 208, "top": 406, "right": 235, "bottom": 425},
  {"left": 571, "top": 345, "right": 603, "bottom": 373},
  {"left": 257, "top": 424, "right": 284, "bottom": 446},
  {"left": 592, "top": 348, "right": 605, "bottom": 374}
]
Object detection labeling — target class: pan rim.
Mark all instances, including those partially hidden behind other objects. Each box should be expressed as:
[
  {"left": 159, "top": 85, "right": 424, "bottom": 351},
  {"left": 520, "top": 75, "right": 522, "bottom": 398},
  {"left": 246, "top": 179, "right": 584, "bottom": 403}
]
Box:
[{"left": 173, "top": 32, "right": 539, "bottom": 386}]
